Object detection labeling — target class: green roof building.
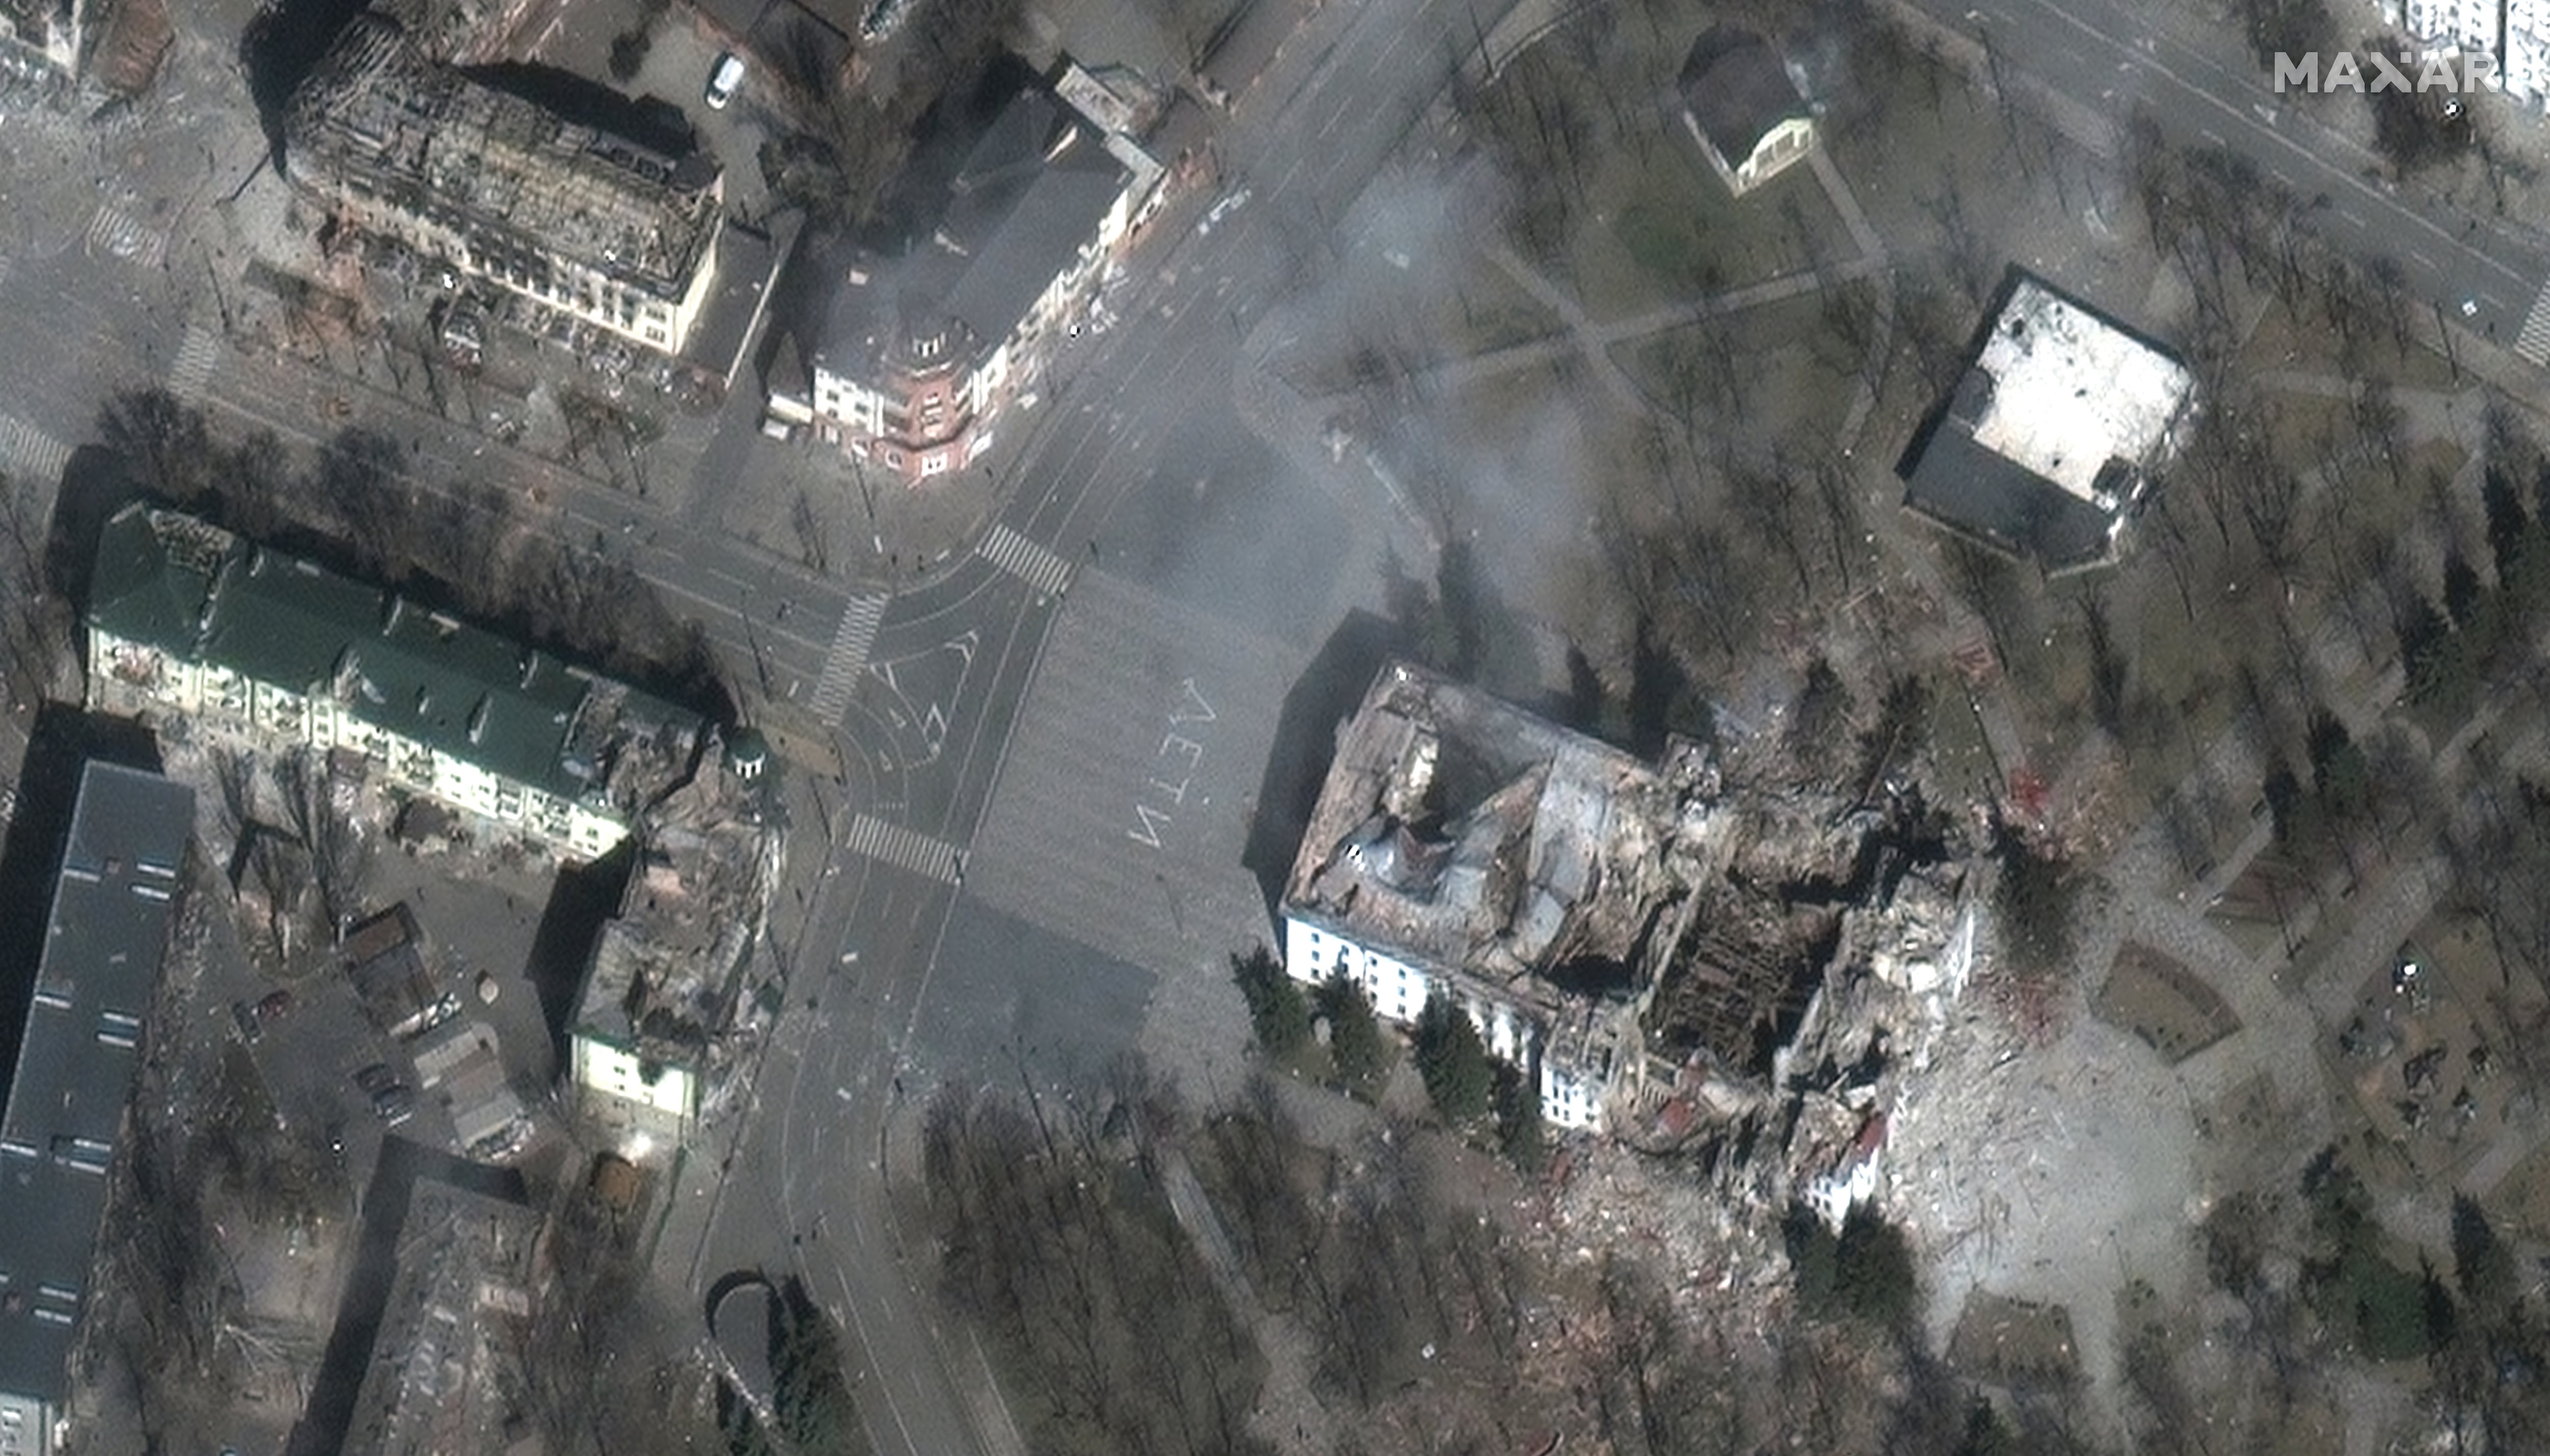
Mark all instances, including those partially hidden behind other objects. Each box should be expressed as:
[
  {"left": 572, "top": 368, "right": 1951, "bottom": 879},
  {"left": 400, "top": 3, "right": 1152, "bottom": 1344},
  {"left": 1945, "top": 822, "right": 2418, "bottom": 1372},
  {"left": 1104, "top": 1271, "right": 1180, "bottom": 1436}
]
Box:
[{"left": 86, "top": 504, "right": 701, "bottom": 861}]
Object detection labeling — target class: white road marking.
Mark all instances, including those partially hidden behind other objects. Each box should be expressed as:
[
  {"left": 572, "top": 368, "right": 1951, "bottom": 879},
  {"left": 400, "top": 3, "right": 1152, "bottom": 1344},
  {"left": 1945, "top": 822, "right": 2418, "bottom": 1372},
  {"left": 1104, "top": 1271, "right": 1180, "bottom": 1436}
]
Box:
[
  {"left": 2514, "top": 278, "right": 2550, "bottom": 366},
  {"left": 809, "top": 593, "right": 886, "bottom": 723},
  {"left": 0, "top": 414, "right": 69, "bottom": 484},
  {"left": 844, "top": 813, "right": 964, "bottom": 885},
  {"left": 977, "top": 521, "right": 1073, "bottom": 596}
]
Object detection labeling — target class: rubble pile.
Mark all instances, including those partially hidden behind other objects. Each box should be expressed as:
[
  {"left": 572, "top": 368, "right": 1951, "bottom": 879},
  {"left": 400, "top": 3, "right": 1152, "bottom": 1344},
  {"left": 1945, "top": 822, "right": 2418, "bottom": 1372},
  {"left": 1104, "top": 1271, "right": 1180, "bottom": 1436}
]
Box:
[{"left": 572, "top": 735, "right": 783, "bottom": 1097}]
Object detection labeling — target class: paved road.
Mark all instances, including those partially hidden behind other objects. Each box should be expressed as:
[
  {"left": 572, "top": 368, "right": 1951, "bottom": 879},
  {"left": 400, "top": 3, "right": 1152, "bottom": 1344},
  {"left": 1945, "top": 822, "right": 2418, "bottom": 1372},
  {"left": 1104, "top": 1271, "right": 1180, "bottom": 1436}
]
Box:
[
  {"left": 1910, "top": 0, "right": 2550, "bottom": 356},
  {"left": 690, "top": 0, "right": 1524, "bottom": 1452}
]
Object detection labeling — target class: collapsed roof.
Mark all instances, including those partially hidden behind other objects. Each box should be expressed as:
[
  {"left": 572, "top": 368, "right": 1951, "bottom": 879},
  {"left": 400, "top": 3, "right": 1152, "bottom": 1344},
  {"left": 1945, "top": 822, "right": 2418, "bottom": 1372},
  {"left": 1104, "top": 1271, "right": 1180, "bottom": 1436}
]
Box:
[
  {"left": 287, "top": 11, "right": 723, "bottom": 305},
  {"left": 1283, "top": 660, "right": 1721, "bottom": 1020}
]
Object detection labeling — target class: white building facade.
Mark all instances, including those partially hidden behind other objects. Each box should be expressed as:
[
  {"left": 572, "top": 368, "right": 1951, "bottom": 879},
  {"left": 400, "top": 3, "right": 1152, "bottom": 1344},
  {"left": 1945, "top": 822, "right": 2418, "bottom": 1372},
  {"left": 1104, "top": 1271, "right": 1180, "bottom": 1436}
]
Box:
[{"left": 1282, "top": 915, "right": 1605, "bottom": 1130}]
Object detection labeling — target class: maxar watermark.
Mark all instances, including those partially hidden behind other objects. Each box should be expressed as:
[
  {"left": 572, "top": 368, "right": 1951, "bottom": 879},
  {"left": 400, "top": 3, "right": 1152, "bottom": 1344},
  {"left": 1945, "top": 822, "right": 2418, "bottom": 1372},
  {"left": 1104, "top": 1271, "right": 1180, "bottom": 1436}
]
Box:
[{"left": 2272, "top": 49, "right": 2497, "bottom": 96}]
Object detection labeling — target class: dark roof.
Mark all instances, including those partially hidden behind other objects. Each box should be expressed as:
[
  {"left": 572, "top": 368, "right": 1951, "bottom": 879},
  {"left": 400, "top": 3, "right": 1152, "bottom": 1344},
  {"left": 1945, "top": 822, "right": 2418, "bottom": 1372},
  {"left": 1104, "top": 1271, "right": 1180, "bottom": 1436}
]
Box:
[
  {"left": 817, "top": 87, "right": 1128, "bottom": 378},
  {"left": 1900, "top": 425, "right": 2120, "bottom": 570},
  {"left": 87, "top": 505, "right": 701, "bottom": 812},
  {"left": 932, "top": 91, "right": 1127, "bottom": 344},
  {"left": 0, "top": 763, "right": 195, "bottom": 1409},
  {"left": 1677, "top": 23, "right": 1808, "bottom": 165},
  {"left": 1896, "top": 269, "right": 2191, "bottom": 570},
  {"left": 680, "top": 215, "right": 790, "bottom": 386}
]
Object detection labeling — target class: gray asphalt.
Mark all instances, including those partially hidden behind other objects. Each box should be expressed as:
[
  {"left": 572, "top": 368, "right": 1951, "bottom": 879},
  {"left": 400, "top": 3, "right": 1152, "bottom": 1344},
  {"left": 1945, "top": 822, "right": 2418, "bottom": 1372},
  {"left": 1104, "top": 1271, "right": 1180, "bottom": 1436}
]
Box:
[
  {"left": 1914, "top": 0, "right": 2550, "bottom": 348},
  {"left": 692, "top": 0, "right": 1529, "bottom": 1450}
]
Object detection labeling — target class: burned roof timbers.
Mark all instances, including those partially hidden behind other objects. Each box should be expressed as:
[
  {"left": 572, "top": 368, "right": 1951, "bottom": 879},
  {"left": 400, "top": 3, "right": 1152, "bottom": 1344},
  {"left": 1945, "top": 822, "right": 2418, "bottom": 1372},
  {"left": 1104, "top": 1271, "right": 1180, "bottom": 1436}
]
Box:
[{"left": 1288, "top": 664, "right": 1972, "bottom": 1138}]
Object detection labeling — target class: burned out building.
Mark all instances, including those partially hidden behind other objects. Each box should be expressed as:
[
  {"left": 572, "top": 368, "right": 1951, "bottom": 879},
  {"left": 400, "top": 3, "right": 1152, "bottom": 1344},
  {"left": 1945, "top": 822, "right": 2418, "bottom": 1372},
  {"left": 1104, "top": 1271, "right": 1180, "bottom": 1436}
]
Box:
[
  {"left": 1283, "top": 662, "right": 1972, "bottom": 1137},
  {"left": 1281, "top": 662, "right": 1724, "bottom": 1129},
  {"left": 285, "top": 11, "right": 730, "bottom": 360},
  {"left": 567, "top": 736, "right": 782, "bottom": 1136}
]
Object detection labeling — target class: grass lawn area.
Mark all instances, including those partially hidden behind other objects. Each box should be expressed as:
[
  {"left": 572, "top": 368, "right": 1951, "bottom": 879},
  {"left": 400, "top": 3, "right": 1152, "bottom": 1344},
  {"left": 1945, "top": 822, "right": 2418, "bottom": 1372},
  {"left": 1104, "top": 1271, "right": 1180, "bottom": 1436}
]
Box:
[
  {"left": 1567, "top": 132, "right": 1843, "bottom": 322},
  {"left": 1417, "top": 250, "right": 1567, "bottom": 358},
  {"left": 1611, "top": 294, "right": 1858, "bottom": 458}
]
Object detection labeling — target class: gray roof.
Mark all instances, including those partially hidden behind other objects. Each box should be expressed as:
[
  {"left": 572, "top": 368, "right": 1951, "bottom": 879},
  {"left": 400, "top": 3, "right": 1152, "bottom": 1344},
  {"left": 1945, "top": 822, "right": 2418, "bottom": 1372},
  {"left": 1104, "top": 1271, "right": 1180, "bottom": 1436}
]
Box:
[
  {"left": 1901, "top": 417, "right": 2121, "bottom": 569},
  {"left": 0, "top": 762, "right": 196, "bottom": 1409},
  {"left": 817, "top": 87, "right": 1128, "bottom": 376},
  {"left": 1677, "top": 23, "right": 1808, "bottom": 166},
  {"left": 680, "top": 215, "right": 790, "bottom": 386}
]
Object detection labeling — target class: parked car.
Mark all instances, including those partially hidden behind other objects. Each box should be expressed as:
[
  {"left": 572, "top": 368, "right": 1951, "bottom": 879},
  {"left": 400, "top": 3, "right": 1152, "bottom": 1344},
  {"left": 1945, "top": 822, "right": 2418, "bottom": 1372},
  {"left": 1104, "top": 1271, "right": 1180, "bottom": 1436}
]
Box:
[
  {"left": 231, "top": 1000, "right": 262, "bottom": 1043},
  {"left": 257, "top": 988, "right": 294, "bottom": 1023},
  {"left": 354, "top": 1063, "right": 398, "bottom": 1096},
  {"left": 370, "top": 1083, "right": 415, "bottom": 1126},
  {"left": 705, "top": 53, "right": 745, "bottom": 109}
]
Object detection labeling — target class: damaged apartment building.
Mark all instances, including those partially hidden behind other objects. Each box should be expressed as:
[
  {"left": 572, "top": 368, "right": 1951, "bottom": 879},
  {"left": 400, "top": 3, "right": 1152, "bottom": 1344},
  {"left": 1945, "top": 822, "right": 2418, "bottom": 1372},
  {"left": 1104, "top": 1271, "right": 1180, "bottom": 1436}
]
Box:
[
  {"left": 85, "top": 503, "right": 702, "bottom": 862},
  {"left": 285, "top": 7, "right": 780, "bottom": 380},
  {"left": 1282, "top": 661, "right": 1972, "bottom": 1157}
]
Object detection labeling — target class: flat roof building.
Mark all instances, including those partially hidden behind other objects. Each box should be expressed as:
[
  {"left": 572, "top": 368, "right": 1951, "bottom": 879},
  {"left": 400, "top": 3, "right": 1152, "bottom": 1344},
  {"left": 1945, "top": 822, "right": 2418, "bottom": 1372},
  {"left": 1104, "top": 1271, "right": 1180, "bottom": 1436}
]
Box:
[
  {"left": 1898, "top": 269, "right": 2197, "bottom": 571},
  {"left": 0, "top": 762, "right": 196, "bottom": 1456}
]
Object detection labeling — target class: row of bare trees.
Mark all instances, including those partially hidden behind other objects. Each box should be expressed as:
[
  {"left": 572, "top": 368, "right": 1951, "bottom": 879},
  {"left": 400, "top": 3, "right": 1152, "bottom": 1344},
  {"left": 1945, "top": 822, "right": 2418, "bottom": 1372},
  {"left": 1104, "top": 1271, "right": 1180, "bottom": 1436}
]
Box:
[
  {"left": 97, "top": 388, "right": 724, "bottom": 708},
  {"left": 923, "top": 1060, "right": 1266, "bottom": 1456}
]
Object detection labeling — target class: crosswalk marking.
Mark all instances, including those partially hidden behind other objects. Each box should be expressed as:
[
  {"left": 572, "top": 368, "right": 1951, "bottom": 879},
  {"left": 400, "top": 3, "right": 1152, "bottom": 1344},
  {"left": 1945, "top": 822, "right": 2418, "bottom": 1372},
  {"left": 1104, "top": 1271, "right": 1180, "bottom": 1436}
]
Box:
[
  {"left": 0, "top": 415, "right": 69, "bottom": 484},
  {"left": 2516, "top": 278, "right": 2550, "bottom": 367},
  {"left": 845, "top": 812, "right": 964, "bottom": 884},
  {"left": 978, "top": 522, "right": 1073, "bottom": 597},
  {"left": 170, "top": 323, "right": 219, "bottom": 399},
  {"left": 809, "top": 593, "right": 886, "bottom": 723},
  {"left": 84, "top": 202, "right": 164, "bottom": 267}
]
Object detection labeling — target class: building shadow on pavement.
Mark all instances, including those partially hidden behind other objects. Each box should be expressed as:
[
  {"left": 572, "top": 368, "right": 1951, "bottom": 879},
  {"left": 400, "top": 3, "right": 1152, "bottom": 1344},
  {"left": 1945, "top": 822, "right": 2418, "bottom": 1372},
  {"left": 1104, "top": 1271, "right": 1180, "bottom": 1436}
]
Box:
[{"left": 1239, "top": 608, "right": 1405, "bottom": 923}]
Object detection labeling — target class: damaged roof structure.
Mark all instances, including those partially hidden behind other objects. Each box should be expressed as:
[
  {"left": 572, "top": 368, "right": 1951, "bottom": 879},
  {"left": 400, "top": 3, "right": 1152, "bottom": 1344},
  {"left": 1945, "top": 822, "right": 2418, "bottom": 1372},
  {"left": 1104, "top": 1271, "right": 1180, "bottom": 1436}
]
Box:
[
  {"left": 86, "top": 504, "right": 702, "bottom": 862},
  {"left": 1899, "top": 268, "right": 2198, "bottom": 572},
  {"left": 286, "top": 9, "right": 730, "bottom": 359},
  {"left": 1283, "top": 661, "right": 1974, "bottom": 1144},
  {"left": 567, "top": 742, "right": 782, "bottom": 1132},
  {"left": 1282, "top": 661, "right": 1721, "bottom": 1129}
]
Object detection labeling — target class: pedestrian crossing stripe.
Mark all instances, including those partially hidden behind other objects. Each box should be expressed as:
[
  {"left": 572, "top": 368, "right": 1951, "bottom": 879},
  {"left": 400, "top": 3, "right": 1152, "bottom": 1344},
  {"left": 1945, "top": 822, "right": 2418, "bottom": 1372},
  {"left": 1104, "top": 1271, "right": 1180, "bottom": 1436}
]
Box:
[
  {"left": 810, "top": 593, "right": 886, "bottom": 723},
  {"left": 84, "top": 202, "right": 164, "bottom": 267},
  {"left": 171, "top": 324, "right": 219, "bottom": 399},
  {"left": 978, "top": 522, "right": 1073, "bottom": 596},
  {"left": 845, "top": 812, "right": 964, "bottom": 884},
  {"left": 2515, "top": 277, "right": 2550, "bottom": 367},
  {"left": 0, "top": 415, "right": 69, "bottom": 484}
]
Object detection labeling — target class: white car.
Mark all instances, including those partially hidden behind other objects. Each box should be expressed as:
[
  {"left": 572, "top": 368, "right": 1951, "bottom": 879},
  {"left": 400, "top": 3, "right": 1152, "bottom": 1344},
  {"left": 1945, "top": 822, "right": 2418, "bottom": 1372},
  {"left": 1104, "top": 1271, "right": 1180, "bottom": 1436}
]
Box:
[
  {"left": 706, "top": 53, "right": 745, "bottom": 110},
  {"left": 1198, "top": 186, "right": 1251, "bottom": 236}
]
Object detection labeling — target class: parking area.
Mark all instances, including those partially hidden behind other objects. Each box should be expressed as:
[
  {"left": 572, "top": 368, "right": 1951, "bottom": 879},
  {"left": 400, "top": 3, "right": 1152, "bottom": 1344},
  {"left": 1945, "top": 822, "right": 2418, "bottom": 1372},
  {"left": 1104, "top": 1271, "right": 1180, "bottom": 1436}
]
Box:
[{"left": 526, "top": 0, "right": 774, "bottom": 218}]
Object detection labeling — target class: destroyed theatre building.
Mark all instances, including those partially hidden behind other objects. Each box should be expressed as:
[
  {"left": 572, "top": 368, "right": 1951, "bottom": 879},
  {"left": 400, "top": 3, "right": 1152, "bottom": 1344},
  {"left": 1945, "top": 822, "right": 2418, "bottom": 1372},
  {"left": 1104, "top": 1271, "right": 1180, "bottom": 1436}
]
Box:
[
  {"left": 86, "top": 504, "right": 702, "bottom": 862},
  {"left": 285, "top": 9, "right": 734, "bottom": 361},
  {"left": 0, "top": 763, "right": 195, "bottom": 1456},
  {"left": 568, "top": 733, "right": 781, "bottom": 1133},
  {"left": 784, "top": 72, "right": 1160, "bottom": 481},
  {"left": 1677, "top": 22, "right": 1817, "bottom": 197},
  {"left": 1283, "top": 662, "right": 1974, "bottom": 1141},
  {"left": 1899, "top": 268, "right": 2197, "bottom": 572}
]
